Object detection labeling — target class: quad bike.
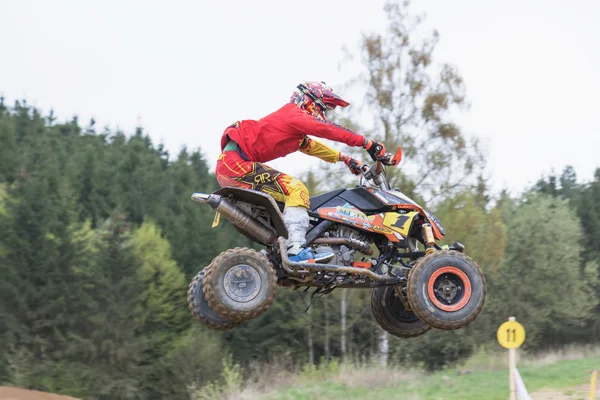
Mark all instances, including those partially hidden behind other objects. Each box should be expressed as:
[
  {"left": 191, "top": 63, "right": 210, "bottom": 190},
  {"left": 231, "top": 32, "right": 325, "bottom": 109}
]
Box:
[{"left": 187, "top": 148, "right": 486, "bottom": 338}]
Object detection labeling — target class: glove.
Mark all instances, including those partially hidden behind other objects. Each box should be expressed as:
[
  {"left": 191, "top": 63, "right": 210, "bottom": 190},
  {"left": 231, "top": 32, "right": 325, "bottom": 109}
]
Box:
[
  {"left": 363, "top": 139, "right": 386, "bottom": 162},
  {"left": 342, "top": 155, "right": 365, "bottom": 175}
]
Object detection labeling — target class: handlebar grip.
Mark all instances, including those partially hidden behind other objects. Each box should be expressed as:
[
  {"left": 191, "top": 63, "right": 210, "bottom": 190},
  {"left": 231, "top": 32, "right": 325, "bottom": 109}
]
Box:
[
  {"left": 378, "top": 153, "right": 393, "bottom": 165},
  {"left": 379, "top": 148, "right": 403, "bottom": 166}
]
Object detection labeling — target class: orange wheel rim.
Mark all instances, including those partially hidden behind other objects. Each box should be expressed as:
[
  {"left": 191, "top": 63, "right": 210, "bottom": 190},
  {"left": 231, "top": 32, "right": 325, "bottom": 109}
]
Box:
[{"left": 427, "top": 266, "right": 472, "bottom": 312}]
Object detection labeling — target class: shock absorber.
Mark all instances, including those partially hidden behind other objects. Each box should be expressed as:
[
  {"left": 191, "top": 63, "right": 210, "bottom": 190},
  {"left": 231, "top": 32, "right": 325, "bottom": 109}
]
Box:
[{"left": 422, "top": 223, "right": 436, "bottom": 254}]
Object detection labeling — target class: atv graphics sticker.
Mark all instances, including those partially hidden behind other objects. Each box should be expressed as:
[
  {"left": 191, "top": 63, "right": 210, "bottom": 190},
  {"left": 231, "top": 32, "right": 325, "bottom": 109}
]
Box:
[
  {"left": 319, "top": 206, "right": 405, "bottom": 243},
  {"left": 335, "top": 203, "right": 369, "bottom": 221},
  {"left": 320, "top": 203, "right": 373, "bottom": 230}
]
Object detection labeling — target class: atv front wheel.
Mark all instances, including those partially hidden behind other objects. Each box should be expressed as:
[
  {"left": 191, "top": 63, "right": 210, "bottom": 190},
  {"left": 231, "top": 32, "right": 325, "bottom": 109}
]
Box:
[
  {"left": 371, "top": 286, "right": 431, "bottom": 338},
  {"left": 407, "top": 250, "right": 486, "bottom": 330},
  {"left": 203, "top": 248, "right": 276, "bottom": 322},
  {"left": 187, "top": 269, "right": 240, "bottom": 330}
]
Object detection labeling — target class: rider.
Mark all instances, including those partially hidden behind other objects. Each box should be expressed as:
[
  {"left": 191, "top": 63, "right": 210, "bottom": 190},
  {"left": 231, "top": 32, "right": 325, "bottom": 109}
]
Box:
[{"left": 216, "top": 81, "right": 386, "bottom": 263}]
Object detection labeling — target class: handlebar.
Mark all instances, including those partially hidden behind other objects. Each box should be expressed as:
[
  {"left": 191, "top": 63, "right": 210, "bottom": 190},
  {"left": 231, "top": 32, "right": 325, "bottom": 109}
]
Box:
[{"left": 358, "top": 147, "right": 403, "bottom": 190}]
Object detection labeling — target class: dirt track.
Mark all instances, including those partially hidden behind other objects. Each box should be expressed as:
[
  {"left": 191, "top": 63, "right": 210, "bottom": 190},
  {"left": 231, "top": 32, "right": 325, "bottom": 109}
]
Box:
[
  {"left": 0, "top": 387, "right": 80, "bottom": 400},
  {"left": 531, "top": 384, "right": 599, "bottom": 399}
]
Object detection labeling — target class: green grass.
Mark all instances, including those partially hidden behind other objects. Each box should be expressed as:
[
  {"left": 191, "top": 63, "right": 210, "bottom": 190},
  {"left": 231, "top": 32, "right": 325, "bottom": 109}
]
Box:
[{"left": 264, "top": 355, "right": 600, "bottom": 400}]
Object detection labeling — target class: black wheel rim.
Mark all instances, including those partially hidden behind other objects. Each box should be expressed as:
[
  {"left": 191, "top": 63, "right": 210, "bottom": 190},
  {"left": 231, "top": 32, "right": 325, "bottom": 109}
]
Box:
[
  {"left": 432, "top": 273, "right": 464, "bottom": 306},
  {"left": 387, "top": 288, "right": 419, "bottom": 323}
]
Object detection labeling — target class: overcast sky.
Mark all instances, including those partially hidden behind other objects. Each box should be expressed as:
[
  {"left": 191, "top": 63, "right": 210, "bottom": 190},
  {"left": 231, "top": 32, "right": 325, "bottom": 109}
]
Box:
[{"left": 1, "top": 0, "right": 599, "bottom": 195}]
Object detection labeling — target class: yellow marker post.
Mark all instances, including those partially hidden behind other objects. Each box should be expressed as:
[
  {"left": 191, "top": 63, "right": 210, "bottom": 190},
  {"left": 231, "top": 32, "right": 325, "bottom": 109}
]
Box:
[
  {"left": 591, "top": 370, "right": 597, "bottom": 400},
  {"left": 497, "top": 317, "right": 526, "bottom": 400}
]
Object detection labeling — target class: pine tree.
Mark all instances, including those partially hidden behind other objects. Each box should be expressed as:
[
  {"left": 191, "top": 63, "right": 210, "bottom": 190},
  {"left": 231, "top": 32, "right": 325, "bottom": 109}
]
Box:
[
  {"left": 71, "top": 214, "right": 144, "bottom": 399},
  {"left": 130, "top": 221, "right": 188, "bottom": 399}
]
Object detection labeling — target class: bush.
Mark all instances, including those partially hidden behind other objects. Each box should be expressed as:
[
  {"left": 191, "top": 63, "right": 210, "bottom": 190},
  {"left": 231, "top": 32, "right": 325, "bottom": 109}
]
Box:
[{"left": 191, "top": 355, "right": 243, "bottom": 400}]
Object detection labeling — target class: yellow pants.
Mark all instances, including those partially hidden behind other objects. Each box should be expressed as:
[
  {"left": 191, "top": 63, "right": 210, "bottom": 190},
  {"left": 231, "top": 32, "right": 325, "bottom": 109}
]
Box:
[{"left": 215, "top": 150, "right": 310, "bottom": 208}]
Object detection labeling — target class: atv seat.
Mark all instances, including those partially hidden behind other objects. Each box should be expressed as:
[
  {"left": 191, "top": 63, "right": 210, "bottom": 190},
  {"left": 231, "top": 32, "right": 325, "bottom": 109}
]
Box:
[{"left": 274, "top": 188, "right": 346, "bottom": 212}]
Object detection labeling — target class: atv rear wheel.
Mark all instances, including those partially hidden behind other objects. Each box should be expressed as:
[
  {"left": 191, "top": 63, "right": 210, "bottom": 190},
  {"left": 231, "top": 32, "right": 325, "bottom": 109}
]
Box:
[
  {"left": 187, "top": 269, "right": 240, "bottom": 330},
  {"left": 407, "top": 250, "right": 486, "bottom": 330},
  {"left": 371, "top": 285, "right": 431, "bottom": 338},
  {"left": 203, "top": 248, "right": 276, "bottom": 322}
]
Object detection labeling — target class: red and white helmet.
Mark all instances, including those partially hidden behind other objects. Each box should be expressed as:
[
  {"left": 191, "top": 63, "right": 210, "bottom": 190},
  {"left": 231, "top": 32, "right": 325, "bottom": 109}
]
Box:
[{"left": 290, "top": 81, "right": 350, "bottom": 120}]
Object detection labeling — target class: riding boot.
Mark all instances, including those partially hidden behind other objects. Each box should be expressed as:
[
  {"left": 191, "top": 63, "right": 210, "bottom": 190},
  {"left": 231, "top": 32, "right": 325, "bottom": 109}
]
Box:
[{"left": 283, "top": 206, "right": 334, "bottom": 263}]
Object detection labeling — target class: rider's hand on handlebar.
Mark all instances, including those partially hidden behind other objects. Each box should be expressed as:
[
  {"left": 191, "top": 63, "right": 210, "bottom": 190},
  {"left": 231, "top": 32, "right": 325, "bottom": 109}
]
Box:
[
  {"left": 342, "top": 155, "right": 366, "bottom": 175},
  {"left": 363, "top": 139, "right": 387, "bottom": 162}
]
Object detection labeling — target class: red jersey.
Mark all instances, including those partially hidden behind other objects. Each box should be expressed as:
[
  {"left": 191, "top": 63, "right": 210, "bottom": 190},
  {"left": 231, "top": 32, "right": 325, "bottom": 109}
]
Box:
[{"left": 220, "top": 103, "right": 365, "bottom": 163}]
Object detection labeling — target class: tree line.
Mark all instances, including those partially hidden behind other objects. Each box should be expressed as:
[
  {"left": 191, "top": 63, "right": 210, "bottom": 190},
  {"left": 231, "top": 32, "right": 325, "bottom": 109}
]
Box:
[{"left": 0, "top": 97, "right": 599, "bottom": 399}]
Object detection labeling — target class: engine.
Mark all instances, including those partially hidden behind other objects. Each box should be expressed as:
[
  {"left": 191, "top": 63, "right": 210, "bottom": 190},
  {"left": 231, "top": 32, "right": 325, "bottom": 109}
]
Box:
[{"left": 315, "top": 226, "right": 371, "bottom": 266}]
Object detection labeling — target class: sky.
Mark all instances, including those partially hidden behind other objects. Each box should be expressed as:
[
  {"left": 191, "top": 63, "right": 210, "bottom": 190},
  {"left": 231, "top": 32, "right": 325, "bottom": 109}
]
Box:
[{"left": 1, "top": 0, "right": 599, "bottom": 196}]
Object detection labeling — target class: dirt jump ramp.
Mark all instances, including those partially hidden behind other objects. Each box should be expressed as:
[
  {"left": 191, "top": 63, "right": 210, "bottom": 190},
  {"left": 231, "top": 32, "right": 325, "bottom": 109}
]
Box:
[{"left": 0, "top": 387, "right": 80, "bottom": 400}]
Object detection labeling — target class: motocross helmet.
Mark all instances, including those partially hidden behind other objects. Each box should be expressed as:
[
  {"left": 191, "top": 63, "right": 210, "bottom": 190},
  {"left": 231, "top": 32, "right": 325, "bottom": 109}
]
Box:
[{"left": 290, "top": 81, "right": 350, "bottom": 120}]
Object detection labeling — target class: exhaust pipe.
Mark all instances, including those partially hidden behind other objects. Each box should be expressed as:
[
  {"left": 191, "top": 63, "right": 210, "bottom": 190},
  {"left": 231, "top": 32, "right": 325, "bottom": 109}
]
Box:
[
  {"left": 191, "top": 193, "right": 211, "bottom": 203},
  {"left": 191, "top": 193, "right": 277, "bottom": 244}
]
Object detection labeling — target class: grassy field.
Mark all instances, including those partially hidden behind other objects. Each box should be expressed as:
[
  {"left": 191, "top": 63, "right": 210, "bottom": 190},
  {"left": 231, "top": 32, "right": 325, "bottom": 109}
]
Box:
[{"left": 262, "top": 354, "right": 600, "bottom": 400}]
